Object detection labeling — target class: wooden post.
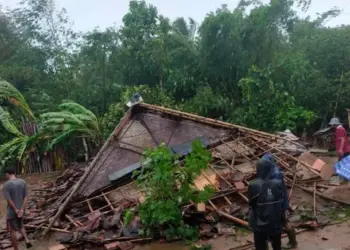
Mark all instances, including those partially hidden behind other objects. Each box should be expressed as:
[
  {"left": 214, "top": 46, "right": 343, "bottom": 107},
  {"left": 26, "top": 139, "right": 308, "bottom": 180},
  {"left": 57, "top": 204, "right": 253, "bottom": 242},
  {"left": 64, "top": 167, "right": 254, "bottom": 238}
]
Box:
[{"left": 313, "top": 182, "right": 317, "bottom": 217}]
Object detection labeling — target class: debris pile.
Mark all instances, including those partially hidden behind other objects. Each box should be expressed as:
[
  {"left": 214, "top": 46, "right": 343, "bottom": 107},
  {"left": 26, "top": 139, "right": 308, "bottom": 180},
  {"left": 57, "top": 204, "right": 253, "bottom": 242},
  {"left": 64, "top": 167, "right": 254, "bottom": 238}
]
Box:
[{"left": 0, "top": 103, "right": 348, "bottom": 250}]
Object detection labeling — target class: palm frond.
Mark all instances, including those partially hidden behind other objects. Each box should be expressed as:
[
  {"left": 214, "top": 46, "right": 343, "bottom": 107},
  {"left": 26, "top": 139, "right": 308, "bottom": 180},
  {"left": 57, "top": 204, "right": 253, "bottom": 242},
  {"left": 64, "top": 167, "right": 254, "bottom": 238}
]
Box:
[{"left": 0, "top": 106, "right": 23, "bottom": 136}]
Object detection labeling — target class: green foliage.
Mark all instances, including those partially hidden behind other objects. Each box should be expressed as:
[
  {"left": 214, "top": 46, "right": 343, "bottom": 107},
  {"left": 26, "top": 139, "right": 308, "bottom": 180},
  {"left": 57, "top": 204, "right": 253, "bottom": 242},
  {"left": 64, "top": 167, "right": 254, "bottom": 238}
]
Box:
[
  {"left": 0, "top": 134, "right": 39, "bottom": 163},
  {"left": 183, "top": 87, "right": 233, "bottom": 120},
  {"left": 237, "top": 66, "right": 315, "bottom": 132},
  {"left": 134, "top": 140, "right": 214, "bottom": 240},
  {"left": 1, "top": 0, "right": 350, "bottom": 147},
  {"left": 0, "top": 79, "right": 35, "bottom": 120},
  {"left": 0, "top": 80, "right": 100, "bottom": 168},
  {"left": 0, "top": 106, "right": 22, "bottom": 136},
  {"left": 100, "top": 85, "right": 175, "bottom": 137},
  {"left": 123, "top": 209, "right": 134, "bottom": 226},
  {"left": 39, "top": 101, "right": 101, "bottom": 149}
]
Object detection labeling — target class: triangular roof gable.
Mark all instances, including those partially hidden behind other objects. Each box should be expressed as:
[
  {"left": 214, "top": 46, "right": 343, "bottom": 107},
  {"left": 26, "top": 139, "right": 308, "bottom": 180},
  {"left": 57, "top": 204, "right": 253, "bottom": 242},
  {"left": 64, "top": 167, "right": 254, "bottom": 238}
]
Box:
[{"left": 78, "top": 103, "right": 302, "bottom": 197}]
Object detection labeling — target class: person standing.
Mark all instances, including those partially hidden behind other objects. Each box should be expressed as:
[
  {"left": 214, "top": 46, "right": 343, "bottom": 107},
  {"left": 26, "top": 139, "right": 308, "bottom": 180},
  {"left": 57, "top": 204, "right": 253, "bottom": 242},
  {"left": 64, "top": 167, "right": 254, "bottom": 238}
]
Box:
[
  {"left": 3, "top": 167, "right": 32, "bottom": 250},
  {"left": 262, "top": 154, "right": 297, "bottom": 249},
  {"left": 249, "top": 159, "right": 284, "bottom": 250},
  {"left": 329, "top": 118, "right": 350, "bottom": 160}
]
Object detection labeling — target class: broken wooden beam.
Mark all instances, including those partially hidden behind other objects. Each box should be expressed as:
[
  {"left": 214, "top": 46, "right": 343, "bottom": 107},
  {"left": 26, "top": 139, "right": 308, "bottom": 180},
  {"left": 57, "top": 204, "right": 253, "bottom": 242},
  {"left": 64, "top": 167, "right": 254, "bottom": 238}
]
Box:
[{"left": 208, "top": 200, "right": 249, "bottom": 227}]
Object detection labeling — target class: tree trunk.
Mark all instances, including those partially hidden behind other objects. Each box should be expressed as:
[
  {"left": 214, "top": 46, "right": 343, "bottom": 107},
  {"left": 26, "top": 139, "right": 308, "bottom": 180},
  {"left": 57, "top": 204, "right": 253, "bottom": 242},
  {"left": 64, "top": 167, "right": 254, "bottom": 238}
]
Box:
[{"left": 82, "top": 137, "right": 89, "bottom": 162}]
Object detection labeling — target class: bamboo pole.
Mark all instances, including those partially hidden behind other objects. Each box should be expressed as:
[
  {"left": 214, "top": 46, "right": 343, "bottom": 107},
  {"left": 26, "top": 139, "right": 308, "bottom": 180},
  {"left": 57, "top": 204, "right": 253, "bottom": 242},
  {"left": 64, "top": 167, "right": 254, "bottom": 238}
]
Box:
[
  {"left": 25, "top": 224, "right": 71, "bottom": 234},
  {"left": 87, "top": 200, "right": 94, "bottom": 212},
  {"left": 313, "top": 182, "right": 317, "bottom": 217},
  {"left": 65, "top": 215, "right": 79, "bottom": 228},
  {"left": 41, "top": 108, "right": 134, "bottom": 237},
  {"left": 102, "top": 192, "right": 115, "bottom": 212},
  {"left": 286, "top": 178, "right": 350, "bottom": 206},
  {"left": 253, "top": 137, "right": 321, "bottom": 177},
  {"left": 289, "top": 172, "right": 297, "bottom": 199}
]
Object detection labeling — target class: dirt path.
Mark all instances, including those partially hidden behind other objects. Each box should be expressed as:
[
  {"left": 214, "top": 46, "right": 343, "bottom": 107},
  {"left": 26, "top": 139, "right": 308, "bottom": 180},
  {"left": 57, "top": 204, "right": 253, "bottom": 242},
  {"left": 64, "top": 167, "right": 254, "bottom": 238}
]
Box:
[
  {"left": 134, "top": 221, "right": 350, "bottom": 250},
  {"left": 1, "top": 173, "right": 350, "bottom": 250}
]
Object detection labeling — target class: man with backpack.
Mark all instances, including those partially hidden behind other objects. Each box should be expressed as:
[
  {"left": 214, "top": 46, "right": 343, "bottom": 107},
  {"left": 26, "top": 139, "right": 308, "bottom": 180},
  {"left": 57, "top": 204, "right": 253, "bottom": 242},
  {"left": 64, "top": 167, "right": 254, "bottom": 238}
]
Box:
[
  {"left": 262, "top": 154, "right": 298, "bottom": 249},
  {"left": 249, "top": 158, "right": 284, "bottom": 250}
]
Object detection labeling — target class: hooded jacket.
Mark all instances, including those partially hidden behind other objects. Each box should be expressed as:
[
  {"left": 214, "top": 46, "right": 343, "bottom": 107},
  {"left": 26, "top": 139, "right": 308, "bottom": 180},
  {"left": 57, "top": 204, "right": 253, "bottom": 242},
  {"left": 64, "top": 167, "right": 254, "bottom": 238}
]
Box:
[
  {"left": 248, "top": 159, "right": 284, "bottom": 233},
  {"left": 261, "top": 153, "right": 289, "bottom": 210}
]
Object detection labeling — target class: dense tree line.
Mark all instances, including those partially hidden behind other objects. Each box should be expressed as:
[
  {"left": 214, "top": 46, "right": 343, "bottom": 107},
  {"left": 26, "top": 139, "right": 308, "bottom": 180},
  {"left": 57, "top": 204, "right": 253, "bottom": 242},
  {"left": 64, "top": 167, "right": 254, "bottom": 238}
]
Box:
[{"left": 1, "top": 0, "right": 349, "bottom": 143}]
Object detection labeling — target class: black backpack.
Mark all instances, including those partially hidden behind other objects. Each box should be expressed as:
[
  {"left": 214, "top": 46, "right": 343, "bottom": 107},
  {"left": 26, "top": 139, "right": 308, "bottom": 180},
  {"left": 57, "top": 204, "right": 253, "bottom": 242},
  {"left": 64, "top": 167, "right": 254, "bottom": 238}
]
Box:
[{"left": 249, "top": 178, "right": 284, "bottom": 233}]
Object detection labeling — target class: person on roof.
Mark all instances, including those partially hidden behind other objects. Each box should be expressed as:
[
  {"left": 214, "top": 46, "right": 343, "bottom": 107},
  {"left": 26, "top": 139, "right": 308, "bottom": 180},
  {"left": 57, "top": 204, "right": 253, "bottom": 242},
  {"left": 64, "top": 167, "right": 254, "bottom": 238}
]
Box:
[
  {"left": 329, "top": 118, "right": 350, "bottom": 161},
  {"left": 262, "top": 154, "right": 297, "bottom": 249},
  {"left": 248, "top": 159, "right": 284, "bottom": 250}
]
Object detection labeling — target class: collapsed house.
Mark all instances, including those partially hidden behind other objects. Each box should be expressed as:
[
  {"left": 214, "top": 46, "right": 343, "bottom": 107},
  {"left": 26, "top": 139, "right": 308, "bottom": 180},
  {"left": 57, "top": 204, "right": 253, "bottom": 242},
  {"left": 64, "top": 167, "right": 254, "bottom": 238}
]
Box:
[{"left": 0, "top": 103, "right": 347, "bottom": 250}]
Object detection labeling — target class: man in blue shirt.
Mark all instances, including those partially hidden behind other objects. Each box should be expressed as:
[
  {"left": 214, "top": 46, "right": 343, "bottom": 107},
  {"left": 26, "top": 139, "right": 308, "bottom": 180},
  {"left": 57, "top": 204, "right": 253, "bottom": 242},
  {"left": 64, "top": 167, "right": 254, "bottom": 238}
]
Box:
[{"left": 261, "top": 154, "right": 297, "bottom": 249}]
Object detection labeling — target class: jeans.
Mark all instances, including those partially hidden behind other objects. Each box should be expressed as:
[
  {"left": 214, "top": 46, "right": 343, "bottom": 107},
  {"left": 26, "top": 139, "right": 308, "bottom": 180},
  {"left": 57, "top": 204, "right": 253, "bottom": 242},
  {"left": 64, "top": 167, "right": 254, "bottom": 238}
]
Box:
[{"left": 254, "top": 232, "right": 281, "bottom": 250}]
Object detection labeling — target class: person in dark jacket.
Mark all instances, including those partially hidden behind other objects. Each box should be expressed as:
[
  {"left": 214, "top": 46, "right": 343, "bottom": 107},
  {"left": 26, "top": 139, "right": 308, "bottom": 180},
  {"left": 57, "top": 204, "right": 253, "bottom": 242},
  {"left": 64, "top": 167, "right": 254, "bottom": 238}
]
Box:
[
  {"left": 249, "top": 159, "right": 284, "bottom": 250},
  {"left": 261, "top": 154, "right": 298, "bottom": 249}
]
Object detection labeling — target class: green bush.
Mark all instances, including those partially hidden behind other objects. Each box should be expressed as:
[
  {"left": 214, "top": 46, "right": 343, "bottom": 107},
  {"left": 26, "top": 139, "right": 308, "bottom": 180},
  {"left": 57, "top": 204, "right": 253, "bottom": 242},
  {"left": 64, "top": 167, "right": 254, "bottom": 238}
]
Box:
[{"left": 134, "top": 140, "right": 214, "bottom": 240}]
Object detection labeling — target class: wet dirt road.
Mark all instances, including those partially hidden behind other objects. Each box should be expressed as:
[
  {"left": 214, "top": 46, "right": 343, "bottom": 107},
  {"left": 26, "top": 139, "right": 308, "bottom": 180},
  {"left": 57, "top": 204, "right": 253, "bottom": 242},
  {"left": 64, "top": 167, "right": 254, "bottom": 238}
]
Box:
[
  {"left": 134, "top": 221, "right": 350, "bottom": 250},
  {"left": 1, "top": 174, "right": 350, "bottom": 250}
]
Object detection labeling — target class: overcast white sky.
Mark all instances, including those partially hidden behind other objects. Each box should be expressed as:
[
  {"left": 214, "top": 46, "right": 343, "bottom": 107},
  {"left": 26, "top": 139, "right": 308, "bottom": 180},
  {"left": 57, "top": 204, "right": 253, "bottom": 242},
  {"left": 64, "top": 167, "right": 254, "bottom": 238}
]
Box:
[{"left": 2, "top": 0, "right": 350, "bottom": 31}]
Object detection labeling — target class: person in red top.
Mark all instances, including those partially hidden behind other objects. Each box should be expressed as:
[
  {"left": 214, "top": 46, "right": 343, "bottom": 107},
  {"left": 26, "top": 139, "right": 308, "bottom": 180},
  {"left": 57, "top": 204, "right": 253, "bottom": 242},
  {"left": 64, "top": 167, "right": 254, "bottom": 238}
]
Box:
[{"left": 329, "top": 118, "right": 350, "bottom": 160}]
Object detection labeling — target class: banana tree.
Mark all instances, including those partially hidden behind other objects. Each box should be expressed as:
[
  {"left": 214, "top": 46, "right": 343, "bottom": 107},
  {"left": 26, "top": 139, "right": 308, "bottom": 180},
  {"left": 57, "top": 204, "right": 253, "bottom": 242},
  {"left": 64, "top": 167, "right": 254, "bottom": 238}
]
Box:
[
  {"left": 0, "top": 106, "right": 36, "bottom": 158},
  {"left": 0, "top": 79, "right": 35, "bottom": 120},
  {"left": 0, "top": 79, "right": 39, "bottom": 172},
  {"left": 39, "top": 102, "right": 101, "bottom": 162}
]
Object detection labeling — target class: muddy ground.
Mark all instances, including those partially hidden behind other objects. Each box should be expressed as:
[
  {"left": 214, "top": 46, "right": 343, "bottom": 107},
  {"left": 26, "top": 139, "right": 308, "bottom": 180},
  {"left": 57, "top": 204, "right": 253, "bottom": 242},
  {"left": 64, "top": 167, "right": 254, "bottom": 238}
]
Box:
[{"left": 1, "top": 173, "right": 350, "bottom": 250}]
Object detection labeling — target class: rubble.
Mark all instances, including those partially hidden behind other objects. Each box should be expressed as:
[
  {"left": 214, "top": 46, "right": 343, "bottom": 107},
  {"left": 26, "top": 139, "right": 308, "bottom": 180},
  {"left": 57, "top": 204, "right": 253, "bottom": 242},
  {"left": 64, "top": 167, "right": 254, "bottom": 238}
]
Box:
[{"left": 1, "top": 103, "right": 349, "bottom": 249}]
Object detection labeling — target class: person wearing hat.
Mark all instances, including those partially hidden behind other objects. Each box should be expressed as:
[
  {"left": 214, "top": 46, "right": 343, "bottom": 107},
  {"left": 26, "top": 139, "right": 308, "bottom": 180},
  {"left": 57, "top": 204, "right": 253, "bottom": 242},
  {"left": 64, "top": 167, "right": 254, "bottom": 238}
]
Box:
[{"left": 329, "top": 118, "right": 350, "bottom": 160}]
